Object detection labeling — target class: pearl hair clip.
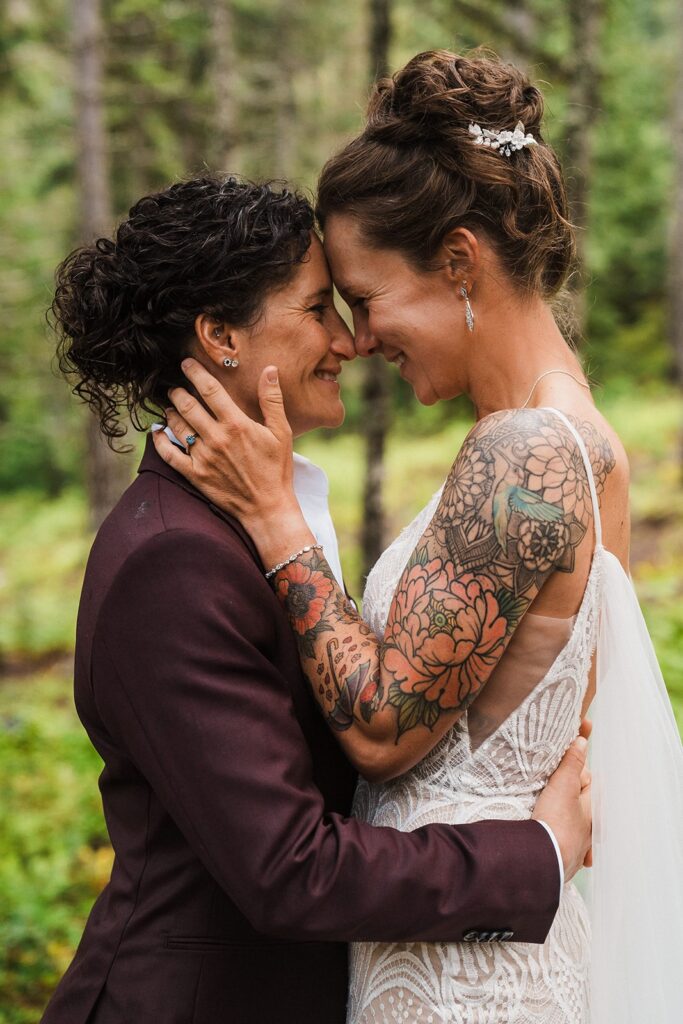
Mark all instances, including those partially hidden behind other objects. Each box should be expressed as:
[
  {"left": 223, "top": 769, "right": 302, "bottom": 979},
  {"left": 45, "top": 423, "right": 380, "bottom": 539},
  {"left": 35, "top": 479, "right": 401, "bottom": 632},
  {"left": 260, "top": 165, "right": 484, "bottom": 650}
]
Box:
[{"left": 468, "top": 121, "right": 537, "bottom": 157}]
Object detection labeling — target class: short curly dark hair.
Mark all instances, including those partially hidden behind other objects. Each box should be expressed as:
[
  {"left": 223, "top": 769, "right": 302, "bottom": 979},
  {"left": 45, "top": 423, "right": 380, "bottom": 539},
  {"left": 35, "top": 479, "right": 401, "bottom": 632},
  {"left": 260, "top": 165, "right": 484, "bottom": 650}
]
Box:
[{"left": 51, "top": 176, "right": 315, "bottom": 444}]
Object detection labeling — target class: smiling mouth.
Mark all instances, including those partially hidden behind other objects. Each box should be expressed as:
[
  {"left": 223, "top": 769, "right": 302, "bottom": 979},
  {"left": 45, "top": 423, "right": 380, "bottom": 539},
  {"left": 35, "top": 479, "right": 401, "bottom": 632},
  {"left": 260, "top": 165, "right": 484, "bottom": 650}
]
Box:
[
  {"left": 390, "top": 352, "right": 406, "bottom": 368},
  {"left": 315, "top": 369, "right": 341, "bottom": 384}
]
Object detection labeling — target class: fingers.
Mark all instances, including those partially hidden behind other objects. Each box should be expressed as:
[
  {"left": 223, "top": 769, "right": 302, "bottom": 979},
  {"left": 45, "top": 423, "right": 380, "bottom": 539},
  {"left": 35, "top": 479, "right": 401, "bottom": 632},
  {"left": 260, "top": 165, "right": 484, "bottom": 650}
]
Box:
[
  {"left": 257, "top": 366, "right": 292, "bottom": 441},
  {"left": 164, "top": 408, "right": 196, "bottom": 450},
  {"left": 580, "top": 780, "right": 592, "bottom": 864},
  {"left": 559, "top": 735, "right": 588, "bottom": 779},
  {"left": 180, "top": 358, "right": 246, "bottom": 424},
  {"left": 152, "top": 429, "right": 197, "bottom": 481},
  {"left": 579, "top": 718, "right": 592, "bottom": 741},
  {"left": 580, "top": 765, "right": 591, "bottom": 791},
  {"left": 167, "top": 385, "right": 217, "bottom": 439}
]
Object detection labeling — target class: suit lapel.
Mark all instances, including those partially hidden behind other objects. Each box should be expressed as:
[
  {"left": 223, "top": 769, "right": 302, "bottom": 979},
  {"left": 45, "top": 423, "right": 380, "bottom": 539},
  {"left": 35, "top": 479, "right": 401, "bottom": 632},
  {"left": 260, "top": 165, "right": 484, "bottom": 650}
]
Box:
[{"left": 137, "top": 435, "right": 262, "bottom": 566}]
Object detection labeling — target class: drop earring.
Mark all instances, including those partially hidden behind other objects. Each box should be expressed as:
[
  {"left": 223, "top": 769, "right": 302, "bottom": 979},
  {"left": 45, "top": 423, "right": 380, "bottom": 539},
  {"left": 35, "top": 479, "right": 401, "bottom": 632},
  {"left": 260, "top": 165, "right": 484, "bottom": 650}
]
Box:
[
  {"left": 223, "top": 357, "right": 239, "bottom": 368},
  {"left": 461, "top": 285, "right": 474, "bottom": 333}
]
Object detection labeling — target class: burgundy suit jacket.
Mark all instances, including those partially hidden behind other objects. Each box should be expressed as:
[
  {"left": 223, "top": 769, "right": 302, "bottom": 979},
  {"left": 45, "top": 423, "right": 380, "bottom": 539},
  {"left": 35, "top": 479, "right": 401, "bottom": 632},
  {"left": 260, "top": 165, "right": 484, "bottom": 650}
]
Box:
[{"left": 41, "top": 438, "right": 559, "bottom": 1024}]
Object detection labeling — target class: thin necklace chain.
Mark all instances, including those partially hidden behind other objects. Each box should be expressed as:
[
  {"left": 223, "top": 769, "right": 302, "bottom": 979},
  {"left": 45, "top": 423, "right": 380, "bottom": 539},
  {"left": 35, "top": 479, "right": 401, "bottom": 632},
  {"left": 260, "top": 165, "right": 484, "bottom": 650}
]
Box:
[{"left": 520, "top": 369, "right": 591, "bottom": 409}]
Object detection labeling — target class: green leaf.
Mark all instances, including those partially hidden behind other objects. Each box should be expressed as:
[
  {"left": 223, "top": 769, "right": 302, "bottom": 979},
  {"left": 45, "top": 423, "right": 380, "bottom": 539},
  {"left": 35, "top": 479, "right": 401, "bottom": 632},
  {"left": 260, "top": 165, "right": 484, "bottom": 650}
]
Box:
[
  {"left": 495, "top": 589, "right": 529, "bottom": 633},
  {"left": 405, "top": 544, "right": 429, "bottom": 571},
  {"left": 388, "top": 684, "right": 441, "bottom": 738},
  {"left": 508, "top": 486, "right": 564, "bottom": 523},
  {"left": 396, "top": 694, "right": 426, "bottom": 736},
  {"left": 422, "top": 700, "right": 441, "bottom": 730}
]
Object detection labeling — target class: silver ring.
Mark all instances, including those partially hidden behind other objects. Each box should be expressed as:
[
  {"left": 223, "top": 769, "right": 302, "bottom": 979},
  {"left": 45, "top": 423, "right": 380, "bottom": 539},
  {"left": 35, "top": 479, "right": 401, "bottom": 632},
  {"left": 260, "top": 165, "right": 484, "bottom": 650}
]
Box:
[{"left": 185, "top": 433, "right": 198, "bottom": 448}]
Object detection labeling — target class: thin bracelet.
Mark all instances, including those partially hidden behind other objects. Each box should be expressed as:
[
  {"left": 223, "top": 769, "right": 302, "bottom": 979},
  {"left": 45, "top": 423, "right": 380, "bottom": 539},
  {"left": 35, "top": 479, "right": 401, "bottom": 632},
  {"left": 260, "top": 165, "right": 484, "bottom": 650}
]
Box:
[{"left": 265, "top": 544, "right": 322, "bottom": 580}]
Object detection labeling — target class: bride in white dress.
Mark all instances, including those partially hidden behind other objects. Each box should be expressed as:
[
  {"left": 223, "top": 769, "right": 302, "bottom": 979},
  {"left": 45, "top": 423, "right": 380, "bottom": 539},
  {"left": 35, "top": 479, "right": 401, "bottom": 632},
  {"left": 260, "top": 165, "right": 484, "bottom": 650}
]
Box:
[
  {"left": 158, "top": 48, "right": 682, "bottom": 1024},
  {"left": 348, "top": 408, "right": 601, "bottom": 1024}
]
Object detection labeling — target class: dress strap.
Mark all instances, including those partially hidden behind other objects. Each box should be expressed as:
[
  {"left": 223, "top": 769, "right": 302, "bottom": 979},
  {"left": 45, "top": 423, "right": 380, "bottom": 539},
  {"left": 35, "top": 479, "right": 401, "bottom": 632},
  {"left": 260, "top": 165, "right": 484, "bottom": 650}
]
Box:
[{"left": 541, "top": 407, "right": 603, "bottom": 548}]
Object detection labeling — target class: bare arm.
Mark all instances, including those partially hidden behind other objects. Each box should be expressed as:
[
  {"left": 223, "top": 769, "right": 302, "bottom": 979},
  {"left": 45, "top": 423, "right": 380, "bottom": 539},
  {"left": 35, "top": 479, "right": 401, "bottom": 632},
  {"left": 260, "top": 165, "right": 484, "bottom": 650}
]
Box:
[{"left": 158, "top": 363, "right": 613, "bottom": 782}]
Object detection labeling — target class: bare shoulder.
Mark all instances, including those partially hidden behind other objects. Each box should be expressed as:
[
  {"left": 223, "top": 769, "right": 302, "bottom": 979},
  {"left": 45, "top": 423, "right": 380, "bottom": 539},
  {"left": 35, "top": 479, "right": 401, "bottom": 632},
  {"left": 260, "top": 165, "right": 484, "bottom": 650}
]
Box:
[
  {"left": 566, "top": 410, "right": 628, "bottom": 490},
  {"left": 566, "top": 409, "right": 630, "bottom": 566},
  {"left": 459, "top": 404, "right": 624, "bottom": 500},
  {"left": 426, "top": 405, "right": 624, "bottom": 597}
]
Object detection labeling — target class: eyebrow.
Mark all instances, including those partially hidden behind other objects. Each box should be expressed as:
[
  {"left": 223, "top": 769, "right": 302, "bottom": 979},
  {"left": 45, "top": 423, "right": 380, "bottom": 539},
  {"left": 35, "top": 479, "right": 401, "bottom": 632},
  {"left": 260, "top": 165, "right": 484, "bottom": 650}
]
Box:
[
  {"left": 303, "top": 286, "right": 333, "bottom": 303},
  {"left": 334, "top": 281, "right": 363, "bottom": 301}
]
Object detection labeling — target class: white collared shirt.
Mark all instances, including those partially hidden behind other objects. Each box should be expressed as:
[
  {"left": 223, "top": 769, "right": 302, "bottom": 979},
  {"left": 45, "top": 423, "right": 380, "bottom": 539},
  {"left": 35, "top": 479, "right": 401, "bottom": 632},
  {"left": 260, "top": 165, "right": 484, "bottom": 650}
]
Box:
[{"left": 292, "top": 452, "right": 345, "bottom": 589}]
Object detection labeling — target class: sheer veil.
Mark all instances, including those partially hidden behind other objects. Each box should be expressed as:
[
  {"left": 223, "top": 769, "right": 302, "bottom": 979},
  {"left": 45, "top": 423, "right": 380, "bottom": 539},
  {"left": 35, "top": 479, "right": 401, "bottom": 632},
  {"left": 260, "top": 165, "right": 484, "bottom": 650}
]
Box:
[
  {"left": 551, "top": 409, "right": 683, "bottom": 1022},
  {"left": 590, "top": 549, "right": 683, "bottom": 1022}
]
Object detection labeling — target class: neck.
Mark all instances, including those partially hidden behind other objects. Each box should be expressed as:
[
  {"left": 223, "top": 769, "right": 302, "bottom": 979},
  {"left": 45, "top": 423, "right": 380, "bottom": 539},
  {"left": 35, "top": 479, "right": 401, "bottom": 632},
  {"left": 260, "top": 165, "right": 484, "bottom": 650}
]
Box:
[{"left": 464, "top": 292, "right": 584, "bottom": 418}]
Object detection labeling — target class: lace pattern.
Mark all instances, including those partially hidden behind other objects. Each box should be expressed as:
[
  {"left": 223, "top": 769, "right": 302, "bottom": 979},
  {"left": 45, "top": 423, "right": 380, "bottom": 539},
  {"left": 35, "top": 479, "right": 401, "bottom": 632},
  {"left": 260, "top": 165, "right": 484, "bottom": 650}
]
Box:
[{"left": 348, "top": 474, "right": 601, "bottom": 1023}]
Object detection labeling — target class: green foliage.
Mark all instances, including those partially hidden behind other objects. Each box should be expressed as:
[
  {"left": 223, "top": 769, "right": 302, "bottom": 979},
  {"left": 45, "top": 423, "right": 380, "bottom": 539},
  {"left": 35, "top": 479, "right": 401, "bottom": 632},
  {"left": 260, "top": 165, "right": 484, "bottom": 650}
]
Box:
[
  {"left": 0, "top": 491, "right": 91, "bottom": 661},
  {"left": 585, "top": 0, "right": 675, "bottom": 382},
  {"left": 0, "top": 671, "right": 108, "bottom": 1023},
  {"left": 0, "top": 0, "right": 681, "bottom": 496}
]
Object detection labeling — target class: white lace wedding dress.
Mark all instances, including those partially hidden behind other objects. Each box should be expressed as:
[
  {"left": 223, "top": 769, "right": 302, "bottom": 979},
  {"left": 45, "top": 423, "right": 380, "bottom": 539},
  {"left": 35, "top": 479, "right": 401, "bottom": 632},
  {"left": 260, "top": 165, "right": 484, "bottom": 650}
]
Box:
[
  {"left": 348, "top": 409, "right": 683, "bottom": 1023},
  {"left": 348, "top": 411, "right": 600, "bottom": 1024}
]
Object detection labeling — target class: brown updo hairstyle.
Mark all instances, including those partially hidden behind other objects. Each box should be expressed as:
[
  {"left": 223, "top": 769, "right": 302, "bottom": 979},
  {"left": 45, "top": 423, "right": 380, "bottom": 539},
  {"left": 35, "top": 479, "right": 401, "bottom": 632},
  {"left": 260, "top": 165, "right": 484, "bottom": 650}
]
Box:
[
  {"left": 51, "top": 177, "right": 314, "bottom": 445},
  {"left": 316, "top": 49, "right": 576, "bottom": 299}
]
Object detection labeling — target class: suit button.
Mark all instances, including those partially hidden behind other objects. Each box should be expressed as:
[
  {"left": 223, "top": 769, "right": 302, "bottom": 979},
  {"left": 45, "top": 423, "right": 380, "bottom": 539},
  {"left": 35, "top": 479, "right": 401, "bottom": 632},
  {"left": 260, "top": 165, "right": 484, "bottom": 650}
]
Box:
[
  {"left": 501, "top": 930, "right": 514, "bottom": 941},
  {"left": 463, "top": 930, "right": 479, "bottom": 942}
]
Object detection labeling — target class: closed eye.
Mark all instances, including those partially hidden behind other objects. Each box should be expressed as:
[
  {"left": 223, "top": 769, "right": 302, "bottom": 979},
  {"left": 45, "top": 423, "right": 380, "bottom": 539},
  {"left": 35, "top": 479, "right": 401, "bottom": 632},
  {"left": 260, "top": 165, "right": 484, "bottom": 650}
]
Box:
[{"left": 307, "top": 303, "right": 330, "bottom": 320}]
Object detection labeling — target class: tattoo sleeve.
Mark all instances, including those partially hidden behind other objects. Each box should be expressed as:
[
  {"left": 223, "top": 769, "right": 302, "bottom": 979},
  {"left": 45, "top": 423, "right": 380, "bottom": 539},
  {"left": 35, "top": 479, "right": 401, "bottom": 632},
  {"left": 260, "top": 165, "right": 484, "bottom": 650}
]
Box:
[{"left": 271, "top": 410, "right": 615, "bottom": 772}]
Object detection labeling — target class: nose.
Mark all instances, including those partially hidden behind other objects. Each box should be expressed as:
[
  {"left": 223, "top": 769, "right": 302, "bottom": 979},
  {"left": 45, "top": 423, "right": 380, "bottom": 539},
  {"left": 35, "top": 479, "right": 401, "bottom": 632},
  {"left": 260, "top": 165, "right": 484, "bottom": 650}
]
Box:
[
  {"left": 329, "top": 311, "right": 356, "bottom": 362},
  {"left": 353, "top": 320, "right": 381, "bottom": 358}
]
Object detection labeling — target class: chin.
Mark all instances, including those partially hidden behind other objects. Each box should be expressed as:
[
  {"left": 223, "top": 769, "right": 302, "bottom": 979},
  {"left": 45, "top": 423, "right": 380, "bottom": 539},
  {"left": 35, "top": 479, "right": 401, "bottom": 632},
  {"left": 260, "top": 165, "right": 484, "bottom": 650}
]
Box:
[
  {"left": 296, "top": 401, "right": 345, "bottom": 435},
  {"left": 323, "top": 402, "right": 346, "bottom": 429},
  {"left": 412, "top": 380, "right": 439, "bottom": 406}
]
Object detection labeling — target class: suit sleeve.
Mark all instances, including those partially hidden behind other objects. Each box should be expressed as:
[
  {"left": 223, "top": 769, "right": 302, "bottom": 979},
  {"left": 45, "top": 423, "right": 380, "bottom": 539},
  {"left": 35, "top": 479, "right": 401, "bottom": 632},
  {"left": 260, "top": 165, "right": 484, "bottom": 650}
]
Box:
[{"left": 94, "top": 528, "right": 559, "bottom": 943}]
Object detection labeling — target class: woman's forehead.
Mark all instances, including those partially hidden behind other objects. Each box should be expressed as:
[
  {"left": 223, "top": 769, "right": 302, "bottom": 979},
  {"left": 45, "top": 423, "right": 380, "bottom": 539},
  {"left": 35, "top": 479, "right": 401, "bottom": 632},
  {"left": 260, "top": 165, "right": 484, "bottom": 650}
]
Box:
[{"left": 290, "top": 235, "right": 332, "bottom": 295}]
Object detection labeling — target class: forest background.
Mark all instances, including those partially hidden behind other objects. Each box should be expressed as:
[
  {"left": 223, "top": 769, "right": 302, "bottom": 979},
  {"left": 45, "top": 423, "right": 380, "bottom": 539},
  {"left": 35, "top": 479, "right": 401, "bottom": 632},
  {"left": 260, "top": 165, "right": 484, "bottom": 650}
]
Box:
[{"left": 1, "top": 0, "right": 683, "bottom": 1019}]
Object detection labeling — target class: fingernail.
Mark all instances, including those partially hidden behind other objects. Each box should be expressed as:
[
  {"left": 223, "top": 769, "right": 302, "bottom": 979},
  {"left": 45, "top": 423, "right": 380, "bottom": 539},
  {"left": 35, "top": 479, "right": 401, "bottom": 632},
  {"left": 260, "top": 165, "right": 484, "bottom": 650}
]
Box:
[
  {"left": 164, "top": 407, "right": 174, "bottom": 417},
  {"left": 181, "top": 358, "right": 193, "bottom": 371},
  {"left": 575, "top": 736, "right": 588, "bottom": 753},
  {"left": 266, "top": 367, "right": 278, "bottom": 384}
]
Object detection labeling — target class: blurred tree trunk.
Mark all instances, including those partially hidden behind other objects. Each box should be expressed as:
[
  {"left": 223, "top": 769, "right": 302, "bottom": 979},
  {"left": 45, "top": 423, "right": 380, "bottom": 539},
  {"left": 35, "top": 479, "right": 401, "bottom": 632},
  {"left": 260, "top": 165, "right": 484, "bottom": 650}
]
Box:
[
  {"left": 451, "top": 1, "right": 562, "bottom": 75},
  {"left": 669, "top": 0, "right": 683, "bottom": 473},
  {"left": 564, "top": 0, "right": 604, "bottom": 341},
  {"left": 360, "top": 0, "right": 392, "bottom": 583},
  {"left": 73, "top": 0, "right": 131, "bottom": 529},
  {"left": 670, "top": 0, "right": 683, "bottom": 386},
  {"left": 210, "top": 0, "right": 238, "bottom": 171},
  {"left": 495, "top": 2, "right": 538, "bottom": 65},
  {"left": 273, "top": 3, "right": 298, "bottom": 178}
]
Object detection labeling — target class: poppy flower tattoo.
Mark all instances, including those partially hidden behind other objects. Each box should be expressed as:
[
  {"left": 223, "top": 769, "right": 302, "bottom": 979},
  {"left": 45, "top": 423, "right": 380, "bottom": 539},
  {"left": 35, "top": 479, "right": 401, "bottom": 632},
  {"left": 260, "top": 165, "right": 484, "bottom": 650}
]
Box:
[{"left": 275, "top": 560, "right": 334, "bottom": 652}]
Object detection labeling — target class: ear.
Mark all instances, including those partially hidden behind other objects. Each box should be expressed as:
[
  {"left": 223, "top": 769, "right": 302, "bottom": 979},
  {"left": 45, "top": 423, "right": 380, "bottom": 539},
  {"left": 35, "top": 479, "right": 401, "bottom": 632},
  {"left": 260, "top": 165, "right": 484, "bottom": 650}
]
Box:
[
  {"left": 194, "top": 314, "right": 241, "bottom": 368},
  {"left": 440, "top": 227, "right": 480, "bottom": 290}
]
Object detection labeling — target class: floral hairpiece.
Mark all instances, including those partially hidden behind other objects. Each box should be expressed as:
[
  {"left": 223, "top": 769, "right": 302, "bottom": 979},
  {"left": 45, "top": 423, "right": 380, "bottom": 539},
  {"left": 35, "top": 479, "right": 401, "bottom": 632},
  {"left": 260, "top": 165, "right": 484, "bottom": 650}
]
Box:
[{"left": 468, "top": 121, "right": 537, "bottom": 157}]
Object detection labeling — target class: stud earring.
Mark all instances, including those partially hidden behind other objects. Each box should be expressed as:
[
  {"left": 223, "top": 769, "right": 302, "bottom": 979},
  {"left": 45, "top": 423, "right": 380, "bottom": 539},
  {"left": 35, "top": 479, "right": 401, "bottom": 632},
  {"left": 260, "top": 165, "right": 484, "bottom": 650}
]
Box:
[
  {"left": 223, "top": 357, "right": 239, "bottom": 368},
  {"left": 461, "top": 285, "right": 474, "bottom": 332},
  {"left": 214, "top": 328, "right": 221, "bottom": 338}
]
